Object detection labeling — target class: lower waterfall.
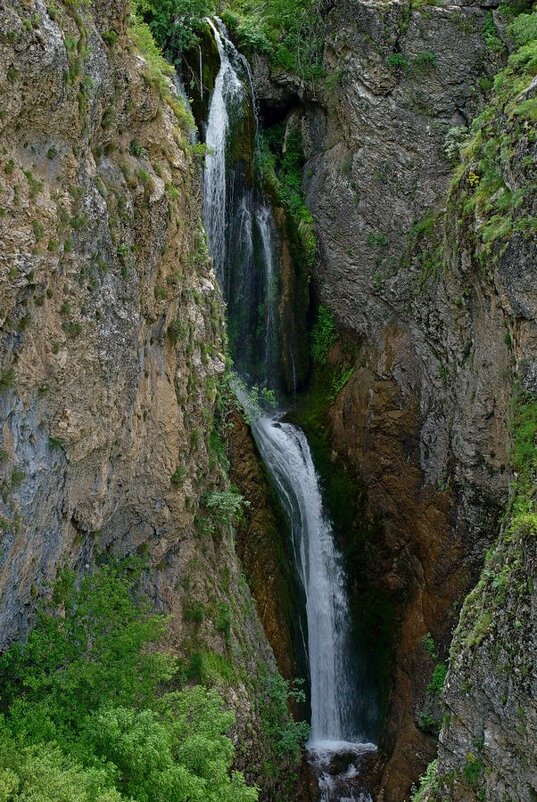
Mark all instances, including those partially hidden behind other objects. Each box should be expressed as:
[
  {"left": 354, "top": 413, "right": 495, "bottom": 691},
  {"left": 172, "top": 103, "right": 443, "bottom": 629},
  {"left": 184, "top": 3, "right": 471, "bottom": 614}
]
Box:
[{"left": 202, "top": 19, "right": 377, "bottom": 801}]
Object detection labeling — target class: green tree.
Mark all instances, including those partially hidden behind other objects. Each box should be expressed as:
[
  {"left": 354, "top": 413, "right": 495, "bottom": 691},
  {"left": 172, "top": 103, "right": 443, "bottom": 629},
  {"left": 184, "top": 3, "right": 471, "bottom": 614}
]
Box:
[
  {"left": 133, "top": 0, "right": 216, "bottom": 53},
  {"left": 0, "top": 563, "right": 175, "bottom": 739},
  {"left": 82, "top": 690, "right": 258, "bottom": 802},
  {"left": 0, "top": 726, "right": 125, "bottom": 802}
]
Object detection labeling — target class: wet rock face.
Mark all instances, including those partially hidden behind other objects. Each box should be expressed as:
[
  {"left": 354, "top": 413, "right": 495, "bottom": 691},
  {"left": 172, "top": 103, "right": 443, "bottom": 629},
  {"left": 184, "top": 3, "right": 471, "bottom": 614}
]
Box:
[{"left": 228, "top": 411, "right": 300, "bottom": 680}]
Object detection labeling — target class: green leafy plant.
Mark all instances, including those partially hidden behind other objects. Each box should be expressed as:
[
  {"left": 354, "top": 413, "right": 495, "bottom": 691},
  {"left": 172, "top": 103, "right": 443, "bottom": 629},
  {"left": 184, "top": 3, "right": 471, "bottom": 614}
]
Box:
[
  {"left": 386, "top": 52, "right": 408, "bottom": 70},
  {"left": 427, "top": 662, "right": 448, "bottom": 695},
  {"left": 0, "top": 565, "right": 259, "bottom": 802},
  {"left": 311, "top": 305, "right": 337, "bottom": 365},
  {"left": 204, "top": 488, "right": 250, "bottom": 527},
  {"left": 257, "top": 672, "right": 309, "bottom": 762}
]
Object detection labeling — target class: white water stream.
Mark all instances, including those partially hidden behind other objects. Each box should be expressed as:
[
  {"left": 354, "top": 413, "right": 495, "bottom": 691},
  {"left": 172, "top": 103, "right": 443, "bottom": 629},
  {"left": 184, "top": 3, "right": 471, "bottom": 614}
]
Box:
[{"left": 202, "top": 20, "right": 375, "bottom": 800}]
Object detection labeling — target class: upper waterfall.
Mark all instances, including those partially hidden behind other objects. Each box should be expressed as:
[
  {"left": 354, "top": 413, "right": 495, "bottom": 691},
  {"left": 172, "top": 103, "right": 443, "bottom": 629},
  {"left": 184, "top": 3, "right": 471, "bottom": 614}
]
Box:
[{"left": 202, "top": 18, "right": 243, "bottom": 285}]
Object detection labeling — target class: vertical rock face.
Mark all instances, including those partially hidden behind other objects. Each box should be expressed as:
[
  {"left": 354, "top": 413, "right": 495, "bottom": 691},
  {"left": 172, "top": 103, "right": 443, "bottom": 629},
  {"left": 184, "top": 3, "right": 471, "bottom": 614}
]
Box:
[
  {"left": 436, "top": 519, "right": 537, "bottom": 802},
  {"left": 249, "top": 0, "right": 537, "bottom": 797},
  {"left": 0, "top": 0, "right": 225, "bottom": 639},
  {"left": 0, "top": 11, "right": 282, "bottom": 789}
]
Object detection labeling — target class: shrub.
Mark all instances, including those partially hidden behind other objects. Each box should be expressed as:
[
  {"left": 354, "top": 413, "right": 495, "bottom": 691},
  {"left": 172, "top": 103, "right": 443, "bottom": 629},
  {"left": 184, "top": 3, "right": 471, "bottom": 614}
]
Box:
[
  {"left": 204, "top": 488, "right": 250, "bottom": 527},
  {"left": 257, "top": 672, "right": 309, "bottom": 762},
  {"left": 427, "top": 662, "right": 448, "bottom": 694},
  {"left": 411, "top": 759, "right": 439, "bottom": 801},
  {"left": 412, "top": 51, "right": 438, "bottom": 72},
  {"left": 386, "top": 52, "right": 408, "bottom": 70},
  {"left": 0, "top": 566, "right": 259, "bottom": 802},
  {"left": 0, "top": 369, "right": 15, "bottom": 391},
  {"left": 422, "top": 632, "right": 438, "bottom": 660},
  {"left": 0, "top": 732, "right": 125, "bottom": 802},
  {"left": 129, "top": 138, "right": 147, "bottom": 157},
  {"left": 133, "top": 0, "right": 217, "bottom": 53}
]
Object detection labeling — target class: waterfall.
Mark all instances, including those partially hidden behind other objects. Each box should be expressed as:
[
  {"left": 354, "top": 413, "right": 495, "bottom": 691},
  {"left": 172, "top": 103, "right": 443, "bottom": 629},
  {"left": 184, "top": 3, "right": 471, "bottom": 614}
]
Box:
[
  {"left": 251, "top": 416, "right": 356, "bottom": 742},
  {"left": 202, "top": 18, "right": 243, "bottom": 285},
  {"left": 202, "top": 19, "right": 376, "bottom": 801}
]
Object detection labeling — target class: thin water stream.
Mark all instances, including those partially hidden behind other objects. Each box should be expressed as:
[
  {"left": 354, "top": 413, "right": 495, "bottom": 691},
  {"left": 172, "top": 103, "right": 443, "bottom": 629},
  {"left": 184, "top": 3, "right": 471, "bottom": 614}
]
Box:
[{"left": 201, "top": 20, "right": 376, "bottom": 800}]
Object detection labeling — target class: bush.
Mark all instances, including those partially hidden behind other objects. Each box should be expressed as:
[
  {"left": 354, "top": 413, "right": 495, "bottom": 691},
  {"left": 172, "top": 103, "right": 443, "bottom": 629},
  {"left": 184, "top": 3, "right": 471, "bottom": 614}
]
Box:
[
  {"left": 411, "top": 759, "right": 439, "bottom": 801},
  {"left": 427, "top": 662, "right": 448, "bottom": 695},
  {"left": 133, "top": 0, "right": 217, "bottom": 53},
  {"left": 386, "top": 52, "right": 408, "bottom": 70},
  {"left": 0, "top": 564, "right": 175, "bottom": 737},
  {"left": 0, "top": 566, "right": 259, "bottom": 802},
  {"left": 257, "top": 673, "right": 309, "bottom": 762},
  {"left": 204, "top": 488, "right": 250, "bottom": 527},
  {"left": 0, "top": 731, "right": 125, "bottom": 802}
]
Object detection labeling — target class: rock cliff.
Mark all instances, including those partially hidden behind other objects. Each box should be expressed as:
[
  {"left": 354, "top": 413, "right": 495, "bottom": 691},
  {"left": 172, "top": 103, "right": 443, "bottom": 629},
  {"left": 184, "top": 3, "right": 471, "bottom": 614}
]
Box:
[
  {"left": 252, "top": 0, "right": 536, "bottom": 797},
  {"left": 0, "top": 0, "right": 285, "bottom": 791}
]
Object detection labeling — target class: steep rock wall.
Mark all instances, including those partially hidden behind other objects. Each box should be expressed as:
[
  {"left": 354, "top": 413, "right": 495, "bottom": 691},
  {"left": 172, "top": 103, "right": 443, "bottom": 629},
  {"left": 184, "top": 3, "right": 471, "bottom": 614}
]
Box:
[
  {"left": 0, "top": 0, "right": 221, "bottom": 640},
  {"left": 253, "top": 0, "right": 535, "bottom": 797},
  {"left": 0, "top": 1, "right": 284, "bottom": 792}
]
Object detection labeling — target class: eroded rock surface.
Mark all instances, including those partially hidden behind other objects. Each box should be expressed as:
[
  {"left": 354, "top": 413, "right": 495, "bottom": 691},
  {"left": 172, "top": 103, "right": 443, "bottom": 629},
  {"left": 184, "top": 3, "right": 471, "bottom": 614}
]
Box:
[
  {"left": 0, "top": 1, "right": 283, "bottom": 791},
  {"left": 253, "top": 0, "right": 536, "bottom": 797}
]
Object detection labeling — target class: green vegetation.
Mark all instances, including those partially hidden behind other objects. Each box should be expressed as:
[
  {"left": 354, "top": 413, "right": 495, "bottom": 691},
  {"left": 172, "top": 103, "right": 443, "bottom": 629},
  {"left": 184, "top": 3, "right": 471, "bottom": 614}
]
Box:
[
  {"left": 128, "top": 11, "right": 195, "bottom": 135},
  {"left": 259, "top": 124, "right": 317, "bottom": 270},
  {"left": 204, "top": 488, "right": 250, "bottom": 528},
  {"left": 257, "top": 673, "right": 309, "bottom": 764},
  {"left": 450, "top": 8, "right": 537, "bottom": 254},
  {"left": 134, "top": 0, "right": 216, "bottom": 54},
  {"left": 222, "top": 0, "right": 325, "bottom": 83},
  {"left": 386, "top": 52, "right": 409, "bottom": 70},
  {"left": 135, "top": 0, "right": 324, "bottom": 83},
  {"left": 427, "top": 663, "right": 448, "bottom": 695},
  {"left": 311, "top": 305, "right": 337, "bottom": 365},
  {"left": 0, "top": 369, "right": 15, "bottom": 392},
  {"left": 0, "top": 564, "right": 259, "bottom": 802},
  {"left": 508, "top": 387, "right": 537, "bottom": 524},
  {"left": 403, "top": 210, "right": 443, "bottom": 284},
  {"left": 411, "top": 51, "right": 438, "bottom": 73},
  {"left": 422, "top": 632, "right": 438, "bottom": 660},
  {"left": 463, "top": 753, "right": 484, "bottom": 787},
  {"left": 411, "top": 759, "right": 439, "bottom": 801}
]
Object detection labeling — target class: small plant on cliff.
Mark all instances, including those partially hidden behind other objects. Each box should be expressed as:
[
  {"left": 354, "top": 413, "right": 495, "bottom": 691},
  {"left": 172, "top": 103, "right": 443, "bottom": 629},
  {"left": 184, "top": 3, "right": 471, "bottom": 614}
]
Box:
[
  {"left": 0, "top": 369, "right": 15, "bottom": 392},
  {"left": 422, "top": 632, "right": 438, "bottom": 660},
  {"left": 427, "top": 662, "right": 448, "bottom": 695},
  {"left": 204, "top": 488, "right": 250, "bottom": 527},
  {"left": 386, "top": 52, "right": 409, "bottom": 70},
  {"left": 411, "top": 51, "right": 438, "bottom": 73},
  {"left": 311, "top": 305, "right": 337, "bottom": 365},
  {"left": 411, "top": 759, "right": 439, "bottom": 801}
]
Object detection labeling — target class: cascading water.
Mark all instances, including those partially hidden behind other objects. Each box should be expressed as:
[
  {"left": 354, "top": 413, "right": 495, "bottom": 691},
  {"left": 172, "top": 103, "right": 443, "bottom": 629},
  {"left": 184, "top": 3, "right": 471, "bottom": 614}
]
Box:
[{"left": 202, "top": 20, "right": 376, "bottom": 801}]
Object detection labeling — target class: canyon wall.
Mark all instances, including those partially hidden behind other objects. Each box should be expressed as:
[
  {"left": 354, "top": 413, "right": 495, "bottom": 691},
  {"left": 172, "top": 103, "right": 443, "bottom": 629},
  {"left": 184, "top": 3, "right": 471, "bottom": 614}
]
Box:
[
  {"left": 0, "top": 1, "right": 287, "bottom": 792},
  {"left": 253, "top": 0, "right": 536, "bottom": 797}
]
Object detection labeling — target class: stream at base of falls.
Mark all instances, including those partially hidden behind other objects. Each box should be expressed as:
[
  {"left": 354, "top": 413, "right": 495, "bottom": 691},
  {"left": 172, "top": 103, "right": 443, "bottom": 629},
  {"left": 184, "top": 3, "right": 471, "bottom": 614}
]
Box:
[{"left": 201, "top": 18, "right": 378, "bottom": 801}]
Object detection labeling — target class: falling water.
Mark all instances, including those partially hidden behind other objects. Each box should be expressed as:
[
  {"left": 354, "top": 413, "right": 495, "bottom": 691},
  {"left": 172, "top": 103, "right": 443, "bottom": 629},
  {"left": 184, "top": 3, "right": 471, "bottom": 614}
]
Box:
[
  {"left": 202, "top": 18, "right": 243, "bottom": 285},
  {"left": 202, "top": 20, "right": 376, "bottom": 801}
]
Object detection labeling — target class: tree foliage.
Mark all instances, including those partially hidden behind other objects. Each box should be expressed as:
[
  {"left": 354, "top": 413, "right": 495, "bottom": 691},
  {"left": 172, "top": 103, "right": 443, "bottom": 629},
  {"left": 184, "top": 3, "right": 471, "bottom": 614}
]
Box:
[
  {"left": 0, "top": 565, "right": 258, "bottom": 802},
  {"left": 133, "top": 0, "right": 217, "bottom": 54}
]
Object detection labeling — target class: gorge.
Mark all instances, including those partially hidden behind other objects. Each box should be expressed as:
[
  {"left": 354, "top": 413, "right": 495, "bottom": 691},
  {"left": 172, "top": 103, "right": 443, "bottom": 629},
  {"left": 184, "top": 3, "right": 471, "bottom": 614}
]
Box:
[{"left": 0, "top": 1, "right": 535, "bottom": 802}]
